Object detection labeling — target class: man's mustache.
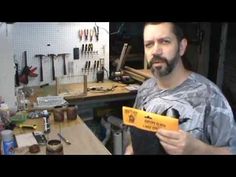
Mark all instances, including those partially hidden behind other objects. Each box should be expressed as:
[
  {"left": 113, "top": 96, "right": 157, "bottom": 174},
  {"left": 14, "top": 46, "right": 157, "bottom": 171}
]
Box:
[{"left": 150, "top": 56, "right": 168, "bottom": 66}]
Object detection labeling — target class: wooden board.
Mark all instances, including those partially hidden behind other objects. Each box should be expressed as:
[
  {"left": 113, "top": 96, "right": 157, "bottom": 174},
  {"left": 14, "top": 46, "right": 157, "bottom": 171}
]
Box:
[{"left": 123, "top": 66, "right": 152, "bottom": 82}]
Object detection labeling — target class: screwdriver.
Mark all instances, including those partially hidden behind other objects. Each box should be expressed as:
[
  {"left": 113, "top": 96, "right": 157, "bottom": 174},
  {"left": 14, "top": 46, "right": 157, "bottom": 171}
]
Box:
[{"left": 57, "top": 133, "right": 71, "bottom": 145}]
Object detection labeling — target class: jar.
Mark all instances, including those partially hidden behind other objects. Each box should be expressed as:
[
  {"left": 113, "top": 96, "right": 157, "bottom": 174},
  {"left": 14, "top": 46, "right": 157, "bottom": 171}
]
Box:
[
  {"left": 46, "top": 139, "right": 63, "bottom": 155},
  {"left": 66, "top": 105, "right": 77, "bottom": 120},
  {"left": 53, "top": 106, "right": 64, "bottom": 122},
  {"left": 1, "top": 130, "right": 15, "bottom": 155},
  {"left": 17, "top": 89, "right": 25, "bottom": 111}
]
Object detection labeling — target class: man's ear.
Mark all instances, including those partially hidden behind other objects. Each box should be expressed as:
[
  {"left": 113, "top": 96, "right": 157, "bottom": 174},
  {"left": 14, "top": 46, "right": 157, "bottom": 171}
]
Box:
[{"left": 179, "top": 38, "right": 187, "bottom": 56}]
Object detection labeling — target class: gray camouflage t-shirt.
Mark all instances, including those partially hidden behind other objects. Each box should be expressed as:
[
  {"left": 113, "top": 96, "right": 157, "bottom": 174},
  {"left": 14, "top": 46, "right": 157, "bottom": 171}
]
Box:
[{"left": 132, "top": 72, "right": 236, "bottom": 154}]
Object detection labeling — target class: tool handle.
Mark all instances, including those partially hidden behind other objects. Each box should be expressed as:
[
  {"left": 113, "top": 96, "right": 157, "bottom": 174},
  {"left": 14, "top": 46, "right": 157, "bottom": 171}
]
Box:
[
  {"left": 24, "top": 51, "right": 28, "bottom": 66},
  {"left": 63, "top": 57, "right": 67, "bottom": 75},
  {"left": 57, "top": 133, "right": 71, "bottom": 145},
  {"left": 48, "top": 54, "right": 56, "bottom": 81},
  {"left": 52, "top": 58, "right": 55, "bottom": 80},
  {"left": 40, "top": 58, "right": 43, "bottom": 81}
]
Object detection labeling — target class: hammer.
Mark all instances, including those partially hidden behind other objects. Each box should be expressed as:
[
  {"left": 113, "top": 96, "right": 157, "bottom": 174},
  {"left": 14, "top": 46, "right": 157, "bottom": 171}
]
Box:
[
  {"left": 57, "top": 53, "right": 70, "bottom": 75},
  {"left": 48, "top": 54, "right": 57, "bottom": 80},
  {"left": 35, "top": 54, "right": 46, "bottom": 82}
]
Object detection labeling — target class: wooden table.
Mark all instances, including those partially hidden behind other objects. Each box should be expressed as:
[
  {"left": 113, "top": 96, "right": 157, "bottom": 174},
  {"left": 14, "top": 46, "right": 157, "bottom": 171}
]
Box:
[
  {"left": 14, "top": 115, "right": 111, "bottom": 155},
  {"left": 16, "top": 80, "right": 137, "bottom": 155},
  {"left": 28, "top": 80, "right": 137, "bottom": 109}
]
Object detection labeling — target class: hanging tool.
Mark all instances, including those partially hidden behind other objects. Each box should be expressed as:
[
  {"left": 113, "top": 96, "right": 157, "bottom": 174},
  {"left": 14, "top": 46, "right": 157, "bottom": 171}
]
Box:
[
  {"left": 94, "top": 26, "right": 99, "bottom": 41},
  {"left": 28, "top": 67, "right": 38, "bottom": 77},
  {"left": 90, "top": 29, "right": 94, "bottom": 42},
  {"left": 84, "top": 44, "right": 88, "bottom": 58},
  {"left": 88, "top": 61, "right": 91, "bottom": 74},
  {"left": 19, "top": 51, "right": 38, "bottom": 84},
  {"left": 88, "top": 43, "right": 93, "bottom": 58},
  {"left": 79, "top": 29, "right": 83, "bottom": 41},
  {"left": 84, "top": 61, "right": 88, "bottom": 74},
  {"left": 19, "top": 51, "right": 29, "bottom": 85},
  {"left": 81, "top": 44, "right": 84, "bottom": 57},
  {"left": 15, "top": 62, "right": 20, "bottom": 87},
  {"left": 84, "top": 29, "right": 88, "bottom": 41},
  {"left": 35, "top": 54, "right": 46, "bottom": 82},
  {"left": 48, "top": 54, "right": 57, "bottom": 81},
  {"left": 93, "top": 60, "right": 96, "bottom": 79},
  {"left": 96, "top": 60, "right": 100, "bottom": 71},
  {"left": 58, "top": 53, "right": 70, "bottom": 75}
]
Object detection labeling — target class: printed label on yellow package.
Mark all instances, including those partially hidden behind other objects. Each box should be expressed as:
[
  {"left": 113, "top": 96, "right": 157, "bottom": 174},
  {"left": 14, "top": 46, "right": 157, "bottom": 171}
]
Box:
[{"left": 122, "top": 106, "right": 179, "bottom": 132}]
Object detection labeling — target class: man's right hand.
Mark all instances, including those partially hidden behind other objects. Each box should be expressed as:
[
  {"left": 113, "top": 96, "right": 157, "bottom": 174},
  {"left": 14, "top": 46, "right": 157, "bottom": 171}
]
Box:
[{"left": 124, "top": 144, "right": 134, "bottom": 155}]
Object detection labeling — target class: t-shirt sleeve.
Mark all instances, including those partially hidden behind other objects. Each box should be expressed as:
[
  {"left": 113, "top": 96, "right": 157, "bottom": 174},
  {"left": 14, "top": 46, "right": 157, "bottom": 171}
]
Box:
[{"left": 206, "top": 92, "right": 236, "bottom": 154}]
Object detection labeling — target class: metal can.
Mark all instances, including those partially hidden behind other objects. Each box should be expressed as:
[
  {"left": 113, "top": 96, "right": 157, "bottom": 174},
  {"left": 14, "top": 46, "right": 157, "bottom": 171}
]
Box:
[{"left": 46, "top": 139, "right": 63, "bottom": 155}]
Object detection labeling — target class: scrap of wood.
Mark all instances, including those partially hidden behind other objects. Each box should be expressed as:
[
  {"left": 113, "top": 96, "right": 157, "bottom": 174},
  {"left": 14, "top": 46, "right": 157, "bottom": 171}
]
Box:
[
  {"left": 124, "top": 66, "right": 152, "bottom": 79},
  {"left": 123, "top": 70, "right": 146, "bottom": 82}
]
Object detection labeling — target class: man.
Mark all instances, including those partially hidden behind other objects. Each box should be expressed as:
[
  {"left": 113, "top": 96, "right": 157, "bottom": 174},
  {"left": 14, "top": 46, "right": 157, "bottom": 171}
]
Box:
[{"left": 125, "top": 22, "right": 236, "bottom": 155}]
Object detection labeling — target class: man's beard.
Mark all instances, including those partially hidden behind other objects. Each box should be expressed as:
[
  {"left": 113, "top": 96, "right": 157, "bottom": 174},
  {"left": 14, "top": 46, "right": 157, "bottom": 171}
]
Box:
[{"left": 149, "top": 54, "right": 179, "bottom": 77}]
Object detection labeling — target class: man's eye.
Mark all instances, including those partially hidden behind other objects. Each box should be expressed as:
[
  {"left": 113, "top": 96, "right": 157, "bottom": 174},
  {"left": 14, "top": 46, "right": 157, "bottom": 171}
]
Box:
[
  {"left": 145, "top": 43, "right": 153, "bottom": 48},
  {"left": 160, "top": 40, "right": 170, "bottom": 44}
]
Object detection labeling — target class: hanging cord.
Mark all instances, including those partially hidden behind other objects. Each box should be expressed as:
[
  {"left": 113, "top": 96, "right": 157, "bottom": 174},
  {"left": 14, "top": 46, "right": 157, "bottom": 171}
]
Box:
[
  {"left": 95, "top": 22, "right": 109, "bottom": 34},
  {"left": 110, "top": 23, "right": 125, "bottom": 35}
]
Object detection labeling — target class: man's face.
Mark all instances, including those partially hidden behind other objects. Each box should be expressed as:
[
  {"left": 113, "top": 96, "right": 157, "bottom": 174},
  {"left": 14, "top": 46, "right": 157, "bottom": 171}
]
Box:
[{"left": 143, "top": 23, "right": 186, "bottom": 77}]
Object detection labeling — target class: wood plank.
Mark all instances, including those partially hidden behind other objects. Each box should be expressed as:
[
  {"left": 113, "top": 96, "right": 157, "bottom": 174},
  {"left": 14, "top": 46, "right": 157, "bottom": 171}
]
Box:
[
  {"left": 124, "top": 66, "right": 152, "bottom": 79},
  {"left": 123, "top": 70, "right": 146, "bottom": 82}
]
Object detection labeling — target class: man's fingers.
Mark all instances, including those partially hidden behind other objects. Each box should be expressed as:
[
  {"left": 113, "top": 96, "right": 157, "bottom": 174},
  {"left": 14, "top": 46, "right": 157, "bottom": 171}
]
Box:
[
  {"left": 159, "top": 141, "right": 179, "bottom": 155},
  {"left": 157, "top": 129, "right": 180, "bottom": 140},
  {"left": 156, "top": 132, "right": 179, "bottom": 146}
]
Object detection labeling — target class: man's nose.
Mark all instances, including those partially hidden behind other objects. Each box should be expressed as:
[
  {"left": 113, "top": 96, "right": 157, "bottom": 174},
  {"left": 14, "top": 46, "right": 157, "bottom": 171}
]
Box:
[{"left": 151, "top": 43, "right": 162, "bottom": 56}]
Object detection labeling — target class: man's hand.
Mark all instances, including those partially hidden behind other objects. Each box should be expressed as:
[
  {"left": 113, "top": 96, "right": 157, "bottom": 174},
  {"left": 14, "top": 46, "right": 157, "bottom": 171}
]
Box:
[
  {"left": 124, "top": 144, "right": 134, "bottom": 155},
  {"left": 156, "top": 129, "right": 231, "bottom": 155}
]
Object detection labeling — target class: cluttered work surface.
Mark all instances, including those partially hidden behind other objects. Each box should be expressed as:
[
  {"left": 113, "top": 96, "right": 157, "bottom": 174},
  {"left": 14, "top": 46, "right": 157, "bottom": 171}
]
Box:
[
  {"left": 29, "top": 80, "right": 137, "bottom": 109},
  {"left": 13, "top": 114, "right": 111, "bottom": 155}
]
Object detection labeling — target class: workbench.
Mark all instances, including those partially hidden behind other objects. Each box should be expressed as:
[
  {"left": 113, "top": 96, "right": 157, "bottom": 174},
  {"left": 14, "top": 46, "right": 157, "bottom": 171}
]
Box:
[
  {"left": 14, "top": 115, "right": 111, "bottom": 155},
  {"left": 12, "top": 80, "right": 137, "bottom": 155},
  {"left": 29, "top": 80, "right": 137, "bottom": 108}
]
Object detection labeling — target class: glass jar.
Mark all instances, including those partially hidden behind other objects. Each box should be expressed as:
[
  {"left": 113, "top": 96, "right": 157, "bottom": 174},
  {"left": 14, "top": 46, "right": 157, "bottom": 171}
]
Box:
[
  {"left": 17, "top": 89, "right": 25, "bottom": 111},
  {"left": 66, "top": 105, "right": 77, "bottom": 120},
  {"left": 53, "top": 106, "right": 64, "bottom": 122}
]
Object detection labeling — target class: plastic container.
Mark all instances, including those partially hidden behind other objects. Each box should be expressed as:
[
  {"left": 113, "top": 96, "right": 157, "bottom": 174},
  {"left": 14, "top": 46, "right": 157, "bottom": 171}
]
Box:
[{"left": 1, "top": 130, "right": 15, "bottom": 155}]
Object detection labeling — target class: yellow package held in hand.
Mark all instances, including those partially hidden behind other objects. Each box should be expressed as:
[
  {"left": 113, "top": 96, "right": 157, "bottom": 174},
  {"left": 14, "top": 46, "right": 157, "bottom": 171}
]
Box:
[{"left": 122, "top": 106, "right": 179, "bottom": 132}]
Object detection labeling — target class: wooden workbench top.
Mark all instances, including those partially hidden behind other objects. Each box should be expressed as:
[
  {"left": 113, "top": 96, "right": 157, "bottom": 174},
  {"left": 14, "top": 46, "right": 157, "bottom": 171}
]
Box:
[
  {"left": 14, "top": 115, "right": 111, "bottom": 155},
  {"left": 28, "top": 80, "right": 135, "bottom": 106}
]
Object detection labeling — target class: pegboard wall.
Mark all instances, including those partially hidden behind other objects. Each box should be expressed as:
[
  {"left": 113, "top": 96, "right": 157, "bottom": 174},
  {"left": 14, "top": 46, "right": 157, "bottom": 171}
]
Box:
[{"left": 12, "top": 22, "right": 109, "bottom": 87}]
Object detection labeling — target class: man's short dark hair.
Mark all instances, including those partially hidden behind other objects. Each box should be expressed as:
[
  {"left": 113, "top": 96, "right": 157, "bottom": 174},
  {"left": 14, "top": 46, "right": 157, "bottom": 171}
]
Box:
[
  {"left": 144, "top": 22, "right": 185, "bottom": 42},
  {"left": 144, "top": 22, "right": 192, "bottom": 70}
]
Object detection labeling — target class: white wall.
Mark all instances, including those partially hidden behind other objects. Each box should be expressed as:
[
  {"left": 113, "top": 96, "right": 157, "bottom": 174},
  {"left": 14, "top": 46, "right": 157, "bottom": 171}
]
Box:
[
  {"left": 0, "top": 23, "right": 16, "bottom": 108},
  {"left": 12, "top": 22, "right": 109, "bottom": 86}
]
